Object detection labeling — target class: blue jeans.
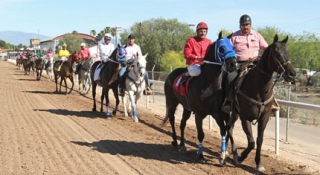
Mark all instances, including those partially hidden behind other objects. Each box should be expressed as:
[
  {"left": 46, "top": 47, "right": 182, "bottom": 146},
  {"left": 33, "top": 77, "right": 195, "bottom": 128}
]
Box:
[
  {"left": 145, "top": 72, "right": 150, "bottom": 87},
  {"left": 118, "top": 66, "right": 127, "bottom": 88}
]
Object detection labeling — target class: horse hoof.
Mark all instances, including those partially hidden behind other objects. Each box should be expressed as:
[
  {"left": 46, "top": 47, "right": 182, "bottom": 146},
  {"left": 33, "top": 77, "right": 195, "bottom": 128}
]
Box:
[
  {"left": 198, "top": 158, "right": 206, "bottom": 164},
  {"left": 92, "top": 108, "right": 96, "bottom": 112},
  {"left": 219, "top": 158, "right": 226, "bottom": 166},
  {"left": 171, "top": 141, "right": 178, "bottom": 147},
  {"left": 179, "top": 146, "right": 187, "bottom": 153},
  {"left": 234, "top": 155, "right": 242, "bottom": 166},
  {"left": 257, "top": 164, "right": 266, "bottom": 172}
]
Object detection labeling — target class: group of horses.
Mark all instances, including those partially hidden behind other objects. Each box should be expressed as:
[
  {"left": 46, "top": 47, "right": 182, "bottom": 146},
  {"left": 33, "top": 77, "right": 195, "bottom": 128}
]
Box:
[
  {"left": 163, "top": 32, "right": 296, "bottom": 172},
  {"left": 15, "top": 33, "right": 296, "bottom": 172}
]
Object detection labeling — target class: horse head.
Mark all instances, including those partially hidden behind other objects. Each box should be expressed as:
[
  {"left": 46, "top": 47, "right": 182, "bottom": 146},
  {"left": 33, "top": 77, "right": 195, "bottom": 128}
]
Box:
[
  {"left": 134, "top": 53, "right": 148, "bottom": 77},
  {"left": 268, "top": 34, "right": 296, "bottom": 82},
  {"left": 205, "top": 31, "right": 237, "bottom": 72}
]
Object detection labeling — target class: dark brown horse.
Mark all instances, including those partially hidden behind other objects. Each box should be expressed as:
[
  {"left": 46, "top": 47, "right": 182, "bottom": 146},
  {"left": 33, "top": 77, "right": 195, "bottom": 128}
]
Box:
[
  {"left": 35, "top": 57, "right": 44, "bottom": 81},
  {"left": 162, "top": 32, "right": 237, "bottom": 163},
  {"left": 16, "top": 57, "right": 23, "bottom": 70},
  {"left": 53, "top": 51, "right": 77, "bottom": 94},
  {"left": 90, "top": 44, "right": 125, "bottom": 118},
  {"left": 22, "top": 56, "right": 35, "bottom": 75},
  {"left": 222, "top": 34, "right": 296, "bottom": 172}
]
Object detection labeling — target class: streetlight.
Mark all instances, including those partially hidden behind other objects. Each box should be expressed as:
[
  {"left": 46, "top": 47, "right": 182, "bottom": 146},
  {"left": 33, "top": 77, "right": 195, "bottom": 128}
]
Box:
[{"left": 114, "top": 27, "right": 121, "bottom": 45}]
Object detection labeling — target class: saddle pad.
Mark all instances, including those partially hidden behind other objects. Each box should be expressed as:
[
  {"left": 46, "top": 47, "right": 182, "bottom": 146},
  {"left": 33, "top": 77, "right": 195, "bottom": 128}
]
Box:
[
  {"left": 94, "top": 64, "right": 104, "bottom": 81},
  {"left": 173, "top": 72, "right": 192, "bottom": 96}
]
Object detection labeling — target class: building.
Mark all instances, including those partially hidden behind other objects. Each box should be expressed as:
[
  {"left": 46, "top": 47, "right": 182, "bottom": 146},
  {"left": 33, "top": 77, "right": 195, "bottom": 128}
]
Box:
[{"left": 39, "top": 33, "right": 98, "bottom": 53}]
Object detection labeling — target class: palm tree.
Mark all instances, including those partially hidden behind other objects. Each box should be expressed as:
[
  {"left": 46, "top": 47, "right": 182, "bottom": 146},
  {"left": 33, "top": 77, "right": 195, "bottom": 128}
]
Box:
[
  {"left": 104, "top": 27, "right": 111, "bottom": 34},
  {"left": 90, "top": 30, "right": 96, "bottom": 37}
]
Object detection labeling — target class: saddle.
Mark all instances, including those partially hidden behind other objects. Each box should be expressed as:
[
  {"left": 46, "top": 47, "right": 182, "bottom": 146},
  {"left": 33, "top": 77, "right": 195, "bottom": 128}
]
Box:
[{"left": 173, "top": 72, "right": 192, "bottom": 96}]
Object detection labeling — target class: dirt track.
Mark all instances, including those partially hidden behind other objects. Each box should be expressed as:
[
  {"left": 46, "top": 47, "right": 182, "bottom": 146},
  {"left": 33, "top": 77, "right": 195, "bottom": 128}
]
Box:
[{"left": 0, "top": 60, "right": 316, "bottom": 175}]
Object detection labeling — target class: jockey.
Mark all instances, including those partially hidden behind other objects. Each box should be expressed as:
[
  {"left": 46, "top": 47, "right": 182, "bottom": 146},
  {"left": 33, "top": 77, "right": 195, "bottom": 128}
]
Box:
[
  {"left": 57, "top": 43, "right": 70, "bottom": 68},
  {"left": 75, "top": 43, "right": 91, "bottom": 74},
  {"left": 118, "top": 34, "right": 152, "bottom": 96},
  {"left": 98, "top": 33, "right": 115, "bottom": 64},
  {"left": 46, "top": 49, "right": 54, "bottom": 63},
  {"left": 180, "top": 22, "right": 212, "bottom": 85},
  {"left": 221, "top": 14, "right": 270, "bottom": 113}
]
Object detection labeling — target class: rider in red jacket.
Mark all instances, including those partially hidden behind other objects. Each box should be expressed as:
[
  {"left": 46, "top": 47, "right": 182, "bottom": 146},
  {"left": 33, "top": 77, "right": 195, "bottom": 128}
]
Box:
[{"left": 180, "top": 22, "right": 212, "bottom": 84}]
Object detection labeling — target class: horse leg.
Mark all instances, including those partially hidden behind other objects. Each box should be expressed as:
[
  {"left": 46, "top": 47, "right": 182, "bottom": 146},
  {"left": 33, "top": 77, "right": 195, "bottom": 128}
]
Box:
[
  {"left": 128, "top": 91, "right": 138, "bottom": 122},
  {"left": 179, "top": 109, "right": 192, "bottom": 151},
  {"left": 63, "top": 77, "right": 68, "bottom": 94},
  {"left": 91, "top": 81, "right": 97, "bottom": 111},
  {"left": 54, "top": 73, "right": 59, "bottom": 93},
  {"left": 255, "top": 115, "right": 269, "bottom": 172},
  {"left": 111, "top": 86, "right": 119, "bottom": 115},
  {"left": 121, "top": 94, "right": 128, "bottom": 117},
  {"left": 214, "top": 114, "right": 228, "bottom": 165},
  {"left": 225, "top": 114, "right": 240, "bottom": 165},
  {"left": 59, "top": 76, "right": 64, "bottom": 93},
  {"left": 194, "top": 114, "right": 206, "bottom": 163},
  {"left": 104, "top": 88, "right": 112, "bottom": 119},
  {"left": 237, "top": 119, "right": 255, "bottom": 164},
  {"left": 100, "top": 88, "right": 105, "bottom": 113},
  {"left": 68, "top": 76, "right": 74, "bottom": 94}
]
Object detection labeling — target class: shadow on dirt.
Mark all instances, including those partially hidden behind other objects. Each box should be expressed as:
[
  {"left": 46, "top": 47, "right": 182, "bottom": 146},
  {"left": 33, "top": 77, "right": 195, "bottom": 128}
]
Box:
[{"left": 33, "top": 108, "right": 108, "bottom": 119}]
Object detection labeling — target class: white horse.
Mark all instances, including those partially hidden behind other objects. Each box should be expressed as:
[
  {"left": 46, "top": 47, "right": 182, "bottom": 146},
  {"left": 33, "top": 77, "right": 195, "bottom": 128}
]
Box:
[
  {"left": 122, "top": 53, "right": 148, "bottom": 122},
  {"left": 43, "top": 55, "right": 54, "bottom": 81},
  {"left": 78, "top": 58, "right": 94, "bottom": 94}
]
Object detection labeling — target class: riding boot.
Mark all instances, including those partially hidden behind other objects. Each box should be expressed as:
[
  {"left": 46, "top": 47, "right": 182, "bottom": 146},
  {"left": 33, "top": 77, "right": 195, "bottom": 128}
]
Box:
[
  {"left": 180, "top": 72, "right": 190, "bottom": 86},
  {"left": 144, "top": 73, "right": 152, "bottom": 95}
]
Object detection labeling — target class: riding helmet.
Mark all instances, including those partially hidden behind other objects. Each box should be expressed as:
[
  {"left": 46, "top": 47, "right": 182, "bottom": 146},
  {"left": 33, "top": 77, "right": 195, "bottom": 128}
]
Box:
[
  {"left": 239, "top": 14, "right": 252, "bottom": 24},
  {"left": 128, "top": 34, "right": 135, "bottom": 39},
  {"left": 196, "top": 22, "right": 208, "bottom": 30},
  {"left": 104, "top": 33, "right": 112, "bottom": 39}
]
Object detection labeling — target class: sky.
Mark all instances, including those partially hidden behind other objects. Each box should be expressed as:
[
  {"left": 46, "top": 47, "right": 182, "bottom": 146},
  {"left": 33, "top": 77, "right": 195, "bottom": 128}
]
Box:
[{"left": 1, "top": 0, "right": 320, "bottom": 41}]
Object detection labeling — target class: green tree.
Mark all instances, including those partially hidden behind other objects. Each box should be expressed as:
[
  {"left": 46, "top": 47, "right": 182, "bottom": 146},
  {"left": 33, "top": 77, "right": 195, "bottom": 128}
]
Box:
[
  {"left": 0, "top": 40, "right": 6, "bottom": 48},
  {"left": 90, "top": 30, "right": 96, "bottom": 36},
  {"left": 119, "top": 18, "right": 194, "bottom": 71},
  {"left": 58, "top": 33, "right": 85, "bottom": 53},
  {"left": 160, "top": 51, "right": 185, "bottom": 71}
]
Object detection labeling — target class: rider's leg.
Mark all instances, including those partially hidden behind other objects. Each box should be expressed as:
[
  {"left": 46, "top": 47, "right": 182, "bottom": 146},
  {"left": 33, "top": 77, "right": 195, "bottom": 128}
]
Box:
[
  {"left": 180, "top": 64, "right": 200, "bottom": 85},
  {"left": 118, "top": 66, "right": 127, "bottom": 96},
  {"left": 144, "top": 72, "right": 152, "bottom": 95}
]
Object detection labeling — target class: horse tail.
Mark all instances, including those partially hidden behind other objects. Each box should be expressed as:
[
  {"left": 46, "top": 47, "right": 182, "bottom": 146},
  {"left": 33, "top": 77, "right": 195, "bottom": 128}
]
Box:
[{"left": 161, "top": 111, "right": 169, "bottom": 127}]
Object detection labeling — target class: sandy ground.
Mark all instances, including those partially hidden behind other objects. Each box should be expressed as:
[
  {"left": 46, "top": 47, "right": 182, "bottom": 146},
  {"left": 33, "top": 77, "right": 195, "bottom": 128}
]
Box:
[{"left": 0, "top": 60, "right": 318, "bottom": 175}]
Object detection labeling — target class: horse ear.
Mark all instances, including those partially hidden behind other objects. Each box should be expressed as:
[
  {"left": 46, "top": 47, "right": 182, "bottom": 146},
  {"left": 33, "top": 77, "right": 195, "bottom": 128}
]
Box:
[
  {"left": 273, "top": 34, "right": 279, "bottom": 43},
  {"left": 117, "top": 43, "right": 121, "bottom": 48},
  {"left": 144, "top": 52, "right": 148, "bottom": 58},
  {"left": 227, "top": 33, "right": 233, "bottom": 39},
  {"left": 218, "top": 31, "right": 222, "bottom": 40},
  {"left": 282, "top": 36, "right": 289, "bottom": 44}
]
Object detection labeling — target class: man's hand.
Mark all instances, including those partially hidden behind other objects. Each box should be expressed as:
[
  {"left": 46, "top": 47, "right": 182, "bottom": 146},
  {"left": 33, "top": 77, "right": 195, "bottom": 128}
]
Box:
[{"left": 198, "top": 57, "right": 204, "bottom": 61}]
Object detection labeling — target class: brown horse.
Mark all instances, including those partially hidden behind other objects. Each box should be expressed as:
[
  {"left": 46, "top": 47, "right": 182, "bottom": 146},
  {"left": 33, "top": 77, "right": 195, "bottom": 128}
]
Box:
[
  {"left": 16, "top": 58, "right": 23, "bottom": 70},
  {"left": 222, "top": 35, "right": 296, "bottom": 172},
  {"left": 35, "top": 57, "right": 44, "bottom": 81},
  {"left": 53, "top": 52, "right": 77, "bottom": 94},
  {"left": 22, "top": 56, "right": 35, "bottom": 75}
]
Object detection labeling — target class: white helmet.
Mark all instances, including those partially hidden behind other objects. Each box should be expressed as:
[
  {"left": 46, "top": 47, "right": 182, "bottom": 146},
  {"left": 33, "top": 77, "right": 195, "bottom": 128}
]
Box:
[
  {"left": 80, "top": 43, "right": 86, "bottom": 47},
  {"left": 104, "top": 33, "right": 113, "bottom": 39}
]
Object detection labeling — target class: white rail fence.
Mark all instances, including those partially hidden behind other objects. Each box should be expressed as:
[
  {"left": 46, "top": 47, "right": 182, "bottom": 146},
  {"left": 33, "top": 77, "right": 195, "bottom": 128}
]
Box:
[{"left": 148, "top": 79, "right": 320, "bottom": 155}]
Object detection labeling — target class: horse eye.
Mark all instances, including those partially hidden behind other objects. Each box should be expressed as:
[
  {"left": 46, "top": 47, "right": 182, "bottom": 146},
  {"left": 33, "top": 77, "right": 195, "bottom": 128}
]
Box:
[{"left": 219, "top": 46, "right": 226, "bottom": 53}]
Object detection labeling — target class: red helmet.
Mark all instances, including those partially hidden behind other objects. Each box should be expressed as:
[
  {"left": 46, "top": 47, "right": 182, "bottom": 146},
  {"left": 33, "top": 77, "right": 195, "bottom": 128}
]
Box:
[{"left": 196, "top": 22, "right": 208, "bottom": 30}]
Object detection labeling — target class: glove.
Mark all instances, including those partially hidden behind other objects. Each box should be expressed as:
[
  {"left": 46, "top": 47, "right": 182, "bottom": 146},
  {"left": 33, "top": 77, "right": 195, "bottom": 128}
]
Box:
[{"left": 198, "top": 58, "right": 204, "bottom": 61}]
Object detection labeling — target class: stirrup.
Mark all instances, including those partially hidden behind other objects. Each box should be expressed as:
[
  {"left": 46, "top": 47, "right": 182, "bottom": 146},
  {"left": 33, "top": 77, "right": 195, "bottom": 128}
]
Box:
[{"left": 145, "top": 87, "right": 152, "bottom": 95}]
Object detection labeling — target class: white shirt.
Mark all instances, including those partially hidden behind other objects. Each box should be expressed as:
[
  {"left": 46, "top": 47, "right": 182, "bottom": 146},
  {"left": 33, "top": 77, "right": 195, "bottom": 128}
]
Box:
[
  {"left": 124, "top": 43, "right": 142, "bottom": 61},
  {"left": 98, "top": 41, "right": 115, "bottom": 60}
]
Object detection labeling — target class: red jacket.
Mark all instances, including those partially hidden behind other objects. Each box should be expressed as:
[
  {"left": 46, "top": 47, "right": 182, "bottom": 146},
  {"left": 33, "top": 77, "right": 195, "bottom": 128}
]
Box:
[{"left": 184, "top": 37, "right": 212, "bottom": 65}]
